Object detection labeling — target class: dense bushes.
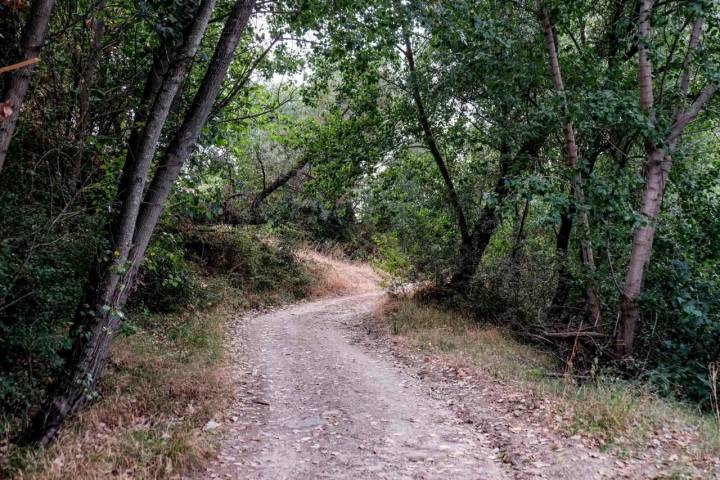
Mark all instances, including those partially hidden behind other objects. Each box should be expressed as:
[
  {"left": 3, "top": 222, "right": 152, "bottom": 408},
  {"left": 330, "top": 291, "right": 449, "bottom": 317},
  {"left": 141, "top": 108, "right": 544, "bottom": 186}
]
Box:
[
  {"left": 0, "top": 186, "right": 100, "bottom": 431},
  {"left": 365, "top": 158, "right": 720, "bottom": 407},
  {"left": 130, "top": 232, "right": 205, "bottom": 314}
]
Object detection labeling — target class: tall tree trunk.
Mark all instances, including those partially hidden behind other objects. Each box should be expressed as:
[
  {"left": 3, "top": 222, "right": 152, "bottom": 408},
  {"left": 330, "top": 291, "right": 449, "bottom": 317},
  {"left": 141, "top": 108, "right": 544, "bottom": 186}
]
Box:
[
  {"left": 617, "top": 7, "right": 715, "bottom": 355},
  {"left": 403, "top": 27, "right": 517, "bottom": 289},
  {"left": 402, "top": 30, "right": 470, "bottom": 245},
  {"left": 537, "top": 2, "right": 602, "bottom": 328},
  {"left": 23, "top": 0, "right": 220, "bottom": 446},
  {"left": 124, "top": 0, "right": 256, "bottom": 303},
  {"left": 111, "top": 0, "right": 217, "bottom": 279},
  {"left": 0, "top": 0, "right": 55, "bottom": 174}
]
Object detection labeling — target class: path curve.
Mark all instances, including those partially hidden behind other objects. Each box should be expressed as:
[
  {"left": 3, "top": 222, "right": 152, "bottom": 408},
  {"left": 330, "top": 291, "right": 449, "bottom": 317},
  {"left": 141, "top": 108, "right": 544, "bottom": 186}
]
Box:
[{"left": 205, "top": 292, "right": 508, "bottom": 479}]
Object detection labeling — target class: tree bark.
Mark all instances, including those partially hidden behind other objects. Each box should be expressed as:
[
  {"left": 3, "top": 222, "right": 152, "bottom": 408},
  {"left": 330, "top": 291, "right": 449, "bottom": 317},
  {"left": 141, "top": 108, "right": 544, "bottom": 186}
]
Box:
[
  {"left": 249, "top": 158, "right": 309, "bottom": 214},
  {"left": 224, "top": 156, "right": 310, "bottom": 224},
  {"left": 0, "top": 0, "right": 55, "bottom": 174},
  {"left": 549, "top": 139, "right": 606, "bottom": 318},
  {"left": 537, "top": 2, "right": 602, "bottom": 328},
  {"left": 23, "top": 0, "right": 220, "bottom": 446},
  {"left": 402, "top": 30, "right": 470, "bottom": 245},
  {"left": 111, "top": 0, "right": 218, "bottom": 279},
  {"left": 617, "top": 6, "right": 715, "bottom": 356},
  {"left": 448, "top": 143, "right": 511, "bottom": 289},
  {"left": 125, "top": 0, "right": 257, "bottom": 303}
]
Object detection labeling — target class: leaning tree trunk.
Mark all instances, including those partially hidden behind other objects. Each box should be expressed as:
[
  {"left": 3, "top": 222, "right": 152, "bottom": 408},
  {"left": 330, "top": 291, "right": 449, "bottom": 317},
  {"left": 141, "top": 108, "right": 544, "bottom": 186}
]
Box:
[
  {"left": 537, "top": 1, "right": 602, "bottom": 328},
  {"left": 125, "top": 0, "right": 257, "bottom": 289},
  {"left": 448, "top": 144, "right": 512, "bottom": 289},
  {"left": 249, "top": 158, "right": 309, "bottom": 215},
  {"left": 23, "top": 0, "right": 220, "bottom": 446},
  {"left": 616, "top": 8, "right": 714, "bottom": 356},
  {"left": 224, "top": 153, "right": 310, "bottom": 224},
  {"left": 111, "top": 0, "right": 218, "bottom": 283},
  {"left": 402, "top": 29, "right": 470, "bottom": 246},
  {"left": 0, "top": 0, "right": 55, "bottom": 174}
]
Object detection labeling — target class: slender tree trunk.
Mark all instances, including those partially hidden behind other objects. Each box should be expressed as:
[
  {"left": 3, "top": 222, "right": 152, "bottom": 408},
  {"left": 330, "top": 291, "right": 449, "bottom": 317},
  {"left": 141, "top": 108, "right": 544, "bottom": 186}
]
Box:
[
  {"left": 0, "top": 0, "right": 55, "bottom": 174},
  {"left": 616, "top": 6, "right": 714, "bottom": 355},
  {"left": 511, "top": 196, "right": 531, "bottom": 259},
  {"left": 549, "top": 141, "right": 605, "bottom": 318},
  {"left": 402, "top": 30, "right": 470, "bottom": 245},
  {"left": 228, "top": 156, "right": 309, "bottom": 224},
  {"left": 23, "top": 0, "right": 220, "bottom": 446},
  {"left": 125, "top": 0, "right": 257, "bottom": 304},
  {"left": 549, "top": 207, "right": 575, "bottom": 313},
  {"left": 537, "top": 2, "right": 602, "bottom": 328},
  {"left": 249, "top": 158, "right": 309, "bottom": 214},
  {"left": 112, "top": 0, "right": 217, "bottom": 277}
]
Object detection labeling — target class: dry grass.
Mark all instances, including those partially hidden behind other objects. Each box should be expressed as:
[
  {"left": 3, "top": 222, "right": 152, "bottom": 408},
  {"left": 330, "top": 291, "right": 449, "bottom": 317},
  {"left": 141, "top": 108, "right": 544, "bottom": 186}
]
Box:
[
  {"left": 377, "top": 297, "right": 720, "bottom": 458},
  {"left": 3, "top": 275, "right": 239, "bottom": 480},
  {"left": 379, "top": 298, "right": 553, "bottom": 382},
  {"left": 295, "top": 247, "right": 381, "bottom": 297}
]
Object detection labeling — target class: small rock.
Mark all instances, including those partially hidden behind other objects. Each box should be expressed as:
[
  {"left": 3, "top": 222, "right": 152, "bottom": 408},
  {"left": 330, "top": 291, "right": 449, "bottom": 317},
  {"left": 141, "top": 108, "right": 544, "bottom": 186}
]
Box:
[{"left": 203, "top": 420, "right": 221, "bottom": 431}]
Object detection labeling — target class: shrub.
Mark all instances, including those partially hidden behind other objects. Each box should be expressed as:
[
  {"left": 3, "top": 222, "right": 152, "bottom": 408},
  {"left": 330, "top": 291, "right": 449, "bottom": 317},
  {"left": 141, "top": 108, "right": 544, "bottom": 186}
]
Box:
[
  {"left": 130, "top": 232, "right": 207, "bottom": 314},
  {"left": 184, "top": 227, "right": 309, "bottom": 304}
]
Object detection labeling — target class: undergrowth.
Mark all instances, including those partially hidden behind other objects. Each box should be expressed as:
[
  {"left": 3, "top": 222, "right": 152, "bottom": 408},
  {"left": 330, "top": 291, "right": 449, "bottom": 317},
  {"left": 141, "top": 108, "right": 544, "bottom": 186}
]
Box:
[
  {"left": 2, "top": 273, "right": 238, "bottom": 479},
  {"left": 381, "top": 298, "right": 720, "bottom": 459}
]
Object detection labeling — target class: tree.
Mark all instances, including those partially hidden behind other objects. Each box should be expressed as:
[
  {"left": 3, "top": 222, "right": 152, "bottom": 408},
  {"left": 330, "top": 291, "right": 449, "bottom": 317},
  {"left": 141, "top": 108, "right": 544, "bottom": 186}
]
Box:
[
  {"left": 0, "top": 0, "right": 56, "bottom": 173},
  {"left": 535, "top": 1, "right": 602, "bottom": 328},
  {"left": 24, "top": 0, "right": 258, "bottom": 445},
  {"left": 616, "top": 0, "right": 718, "bottom": 356}
]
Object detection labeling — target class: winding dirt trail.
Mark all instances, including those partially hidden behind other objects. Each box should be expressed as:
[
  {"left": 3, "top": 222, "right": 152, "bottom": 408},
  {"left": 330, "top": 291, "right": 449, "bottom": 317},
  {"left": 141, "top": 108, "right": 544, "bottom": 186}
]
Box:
[
  {"left": 203, "top": 258, "right": 717, "bottom": 479},
  {"left": 206, "top": 292, "right": 508, "bottom": 479}
]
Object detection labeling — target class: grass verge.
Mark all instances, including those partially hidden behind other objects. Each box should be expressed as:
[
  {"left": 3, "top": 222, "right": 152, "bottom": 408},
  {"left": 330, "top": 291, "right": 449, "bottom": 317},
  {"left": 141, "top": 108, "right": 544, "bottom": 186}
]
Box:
[
  {"left": 379, "top": 298, "right": 720, "bottom": 460},
  {"left": 2, "top": 273, "right": 240, "bottom": 480}
]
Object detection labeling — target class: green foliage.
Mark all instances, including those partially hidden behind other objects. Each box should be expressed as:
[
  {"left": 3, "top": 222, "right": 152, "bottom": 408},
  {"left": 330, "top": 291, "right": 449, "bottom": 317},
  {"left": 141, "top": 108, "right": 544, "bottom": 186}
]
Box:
[
  {"left": 0, "top": 186, "right": 99, "bottom": 428},
  {"left": 185, "top": 227, "right": 309, "bottom": 303},
  {"left": 129, "top": 232, "right": 207, "bottom": 314},
  {"left": 2, "top": 0, "right": 720, "bottom": 450}
]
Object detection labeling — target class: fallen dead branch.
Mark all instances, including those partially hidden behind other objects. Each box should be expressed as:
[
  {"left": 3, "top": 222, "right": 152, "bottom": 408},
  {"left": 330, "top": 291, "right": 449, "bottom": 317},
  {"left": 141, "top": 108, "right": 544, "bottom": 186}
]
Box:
[{"left": 0, "top": 57, "right": 39, "bottom": 75}]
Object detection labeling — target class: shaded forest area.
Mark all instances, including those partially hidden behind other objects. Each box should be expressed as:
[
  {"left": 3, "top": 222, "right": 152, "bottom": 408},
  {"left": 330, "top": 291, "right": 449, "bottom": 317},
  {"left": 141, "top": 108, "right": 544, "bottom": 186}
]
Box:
[{"left": 0, "top": 0, "right": 719, "bottom": 465}]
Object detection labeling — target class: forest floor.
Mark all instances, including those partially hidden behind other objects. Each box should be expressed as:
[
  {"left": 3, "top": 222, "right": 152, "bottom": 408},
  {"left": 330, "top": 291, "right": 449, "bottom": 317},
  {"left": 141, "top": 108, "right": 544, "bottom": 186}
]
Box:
[{"left": 205, "top": 255, "right": 720, "bottom": 480}]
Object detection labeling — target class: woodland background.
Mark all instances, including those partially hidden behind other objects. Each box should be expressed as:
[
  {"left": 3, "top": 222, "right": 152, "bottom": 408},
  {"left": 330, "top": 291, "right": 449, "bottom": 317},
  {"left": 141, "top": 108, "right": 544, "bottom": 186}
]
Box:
[{"left": 0, "top": 0, "right": 719, "bottom": 469}]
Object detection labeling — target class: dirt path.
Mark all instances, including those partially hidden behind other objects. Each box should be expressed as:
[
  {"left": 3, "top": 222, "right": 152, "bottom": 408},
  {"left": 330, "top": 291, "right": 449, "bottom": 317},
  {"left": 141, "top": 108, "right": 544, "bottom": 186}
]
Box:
[
  {"left": 205, "top": 292, "right": 509, "bottom": 479},
  {"left": 204, "top": 279, "right": 716, "bottom": 479}
]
